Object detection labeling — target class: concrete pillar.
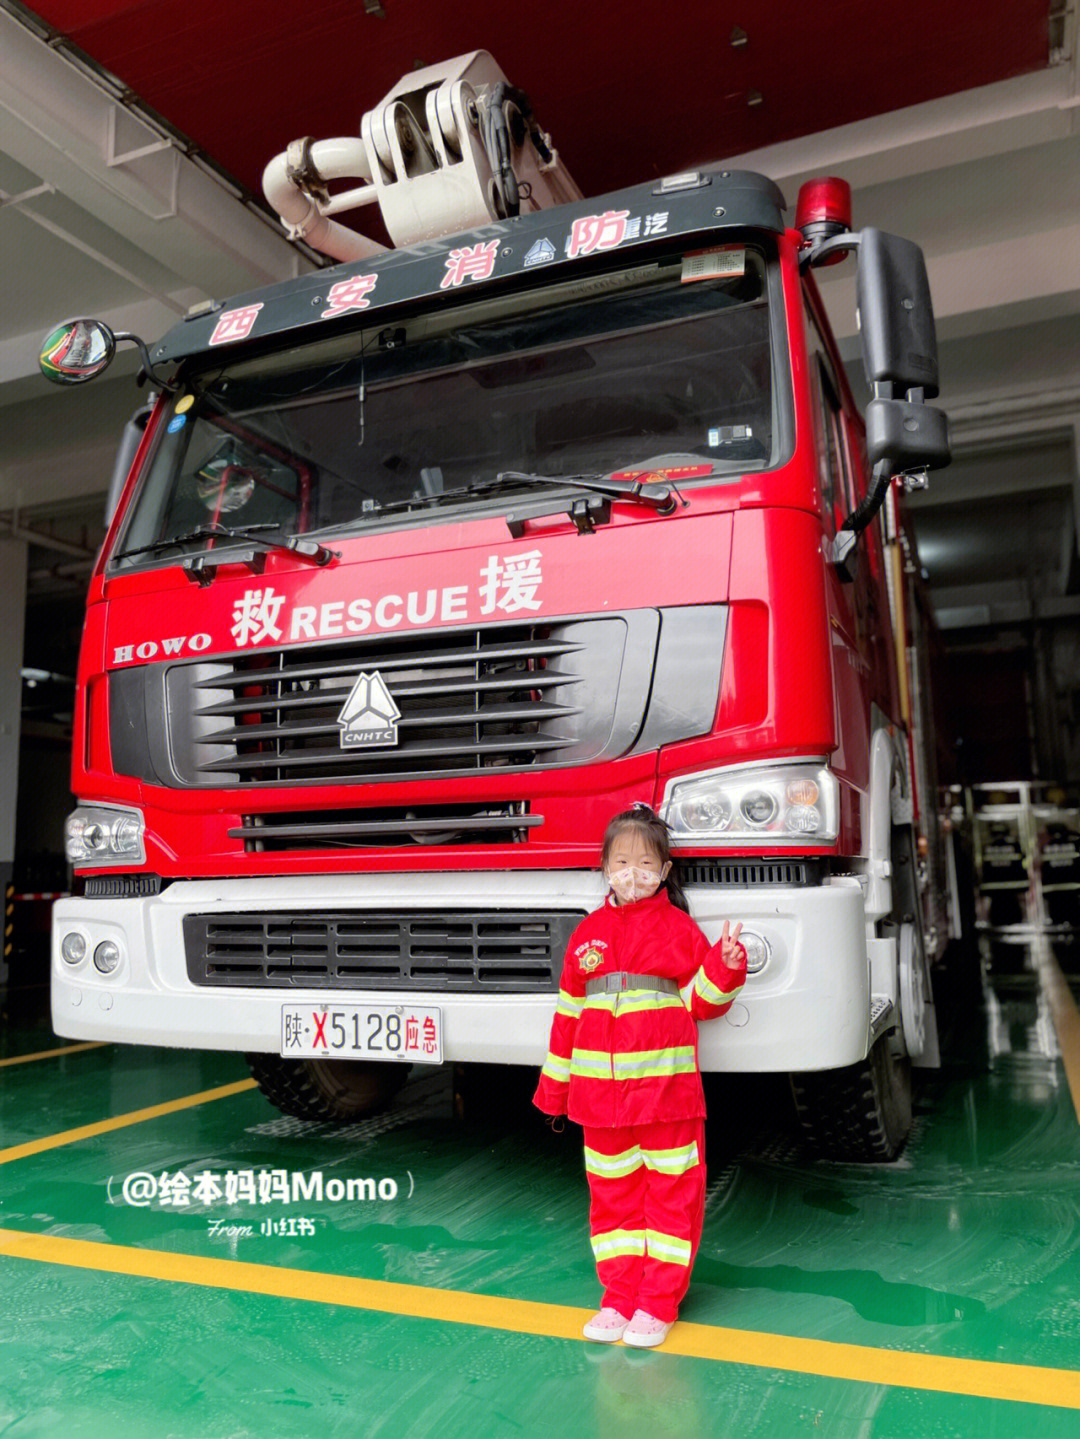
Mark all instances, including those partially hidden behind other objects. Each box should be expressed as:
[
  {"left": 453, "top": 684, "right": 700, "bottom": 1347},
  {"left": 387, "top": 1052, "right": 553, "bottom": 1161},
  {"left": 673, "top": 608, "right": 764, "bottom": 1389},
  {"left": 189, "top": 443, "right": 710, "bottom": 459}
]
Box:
[{"left": 0, "top": 538, "right": 28, "bottom": 983}]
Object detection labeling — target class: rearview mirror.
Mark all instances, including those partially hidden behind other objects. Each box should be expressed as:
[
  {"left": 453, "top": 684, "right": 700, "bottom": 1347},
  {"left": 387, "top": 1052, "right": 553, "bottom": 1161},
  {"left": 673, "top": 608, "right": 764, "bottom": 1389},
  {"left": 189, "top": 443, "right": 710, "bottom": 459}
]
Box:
[
  {"left": 39, "top": 319, "right": 117, "bottom": 386},
  {"left": 856, "top": 228, "right": 939, "bottom": 399},
  {"left": 865, "top": 397, "right": 950, "bottom": 473}
]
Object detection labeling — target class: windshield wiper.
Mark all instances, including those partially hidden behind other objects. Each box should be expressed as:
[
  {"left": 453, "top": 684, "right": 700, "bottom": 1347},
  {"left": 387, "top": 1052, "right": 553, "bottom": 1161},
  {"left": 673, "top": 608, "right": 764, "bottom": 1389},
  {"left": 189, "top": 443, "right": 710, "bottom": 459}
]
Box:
[
  {"left": 310, "top": 469, "right": 687, "bottom": 537},
  {"left": 493, "top": 471, "right": 685, "bottom": 514},
  {"left": 114, "top": 522, "right": 335, "bottom": 568},
  {"left": 115, "top": 522, "right": 281, "bottom": 561},
  {"left": 308, "top": 474, "right": 595, "bottom": 532}
]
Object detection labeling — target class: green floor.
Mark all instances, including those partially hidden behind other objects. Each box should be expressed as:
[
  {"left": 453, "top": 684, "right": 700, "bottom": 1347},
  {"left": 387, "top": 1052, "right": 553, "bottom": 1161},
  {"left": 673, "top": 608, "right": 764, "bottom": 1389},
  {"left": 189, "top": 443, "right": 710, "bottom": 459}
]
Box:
[{"left": 1, "top": 935, "right": 1079, "bottom": 1438}]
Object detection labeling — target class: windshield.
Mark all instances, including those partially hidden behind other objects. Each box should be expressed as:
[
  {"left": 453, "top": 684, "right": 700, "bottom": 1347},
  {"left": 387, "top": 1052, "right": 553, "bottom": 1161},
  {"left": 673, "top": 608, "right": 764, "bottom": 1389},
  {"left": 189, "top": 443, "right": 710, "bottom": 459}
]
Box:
[{"left": 113, "top": 246, "right": 779, "bottom": 568}]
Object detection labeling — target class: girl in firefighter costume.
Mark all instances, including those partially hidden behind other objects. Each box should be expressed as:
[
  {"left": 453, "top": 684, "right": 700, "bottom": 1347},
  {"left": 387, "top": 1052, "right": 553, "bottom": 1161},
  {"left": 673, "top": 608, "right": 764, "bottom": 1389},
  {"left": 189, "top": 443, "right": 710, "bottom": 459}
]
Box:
[{"left": 533, "top": 804, "right": 746, "bottom": 1348}]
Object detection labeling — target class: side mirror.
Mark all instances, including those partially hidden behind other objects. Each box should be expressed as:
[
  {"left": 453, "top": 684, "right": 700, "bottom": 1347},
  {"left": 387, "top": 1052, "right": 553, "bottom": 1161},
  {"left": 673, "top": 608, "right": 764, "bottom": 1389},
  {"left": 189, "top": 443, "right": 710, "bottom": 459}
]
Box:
[
  {"left": 39, "top": 318, "right": 117, "bottom": 385},
  {"left": 806, "top": 225, "right": 950, "bottom": 578},
  {"left": 856, "top": 232, "right": 950, "bottom": 479},
  {"left": 856, "top": 228, "right": 940, "bottom": 399},
  {"left": 39, "top": 318, "right": 163, "bottom": 390},
  {"left": 865, "top": 397, "right": 950, "bottom": 474}
]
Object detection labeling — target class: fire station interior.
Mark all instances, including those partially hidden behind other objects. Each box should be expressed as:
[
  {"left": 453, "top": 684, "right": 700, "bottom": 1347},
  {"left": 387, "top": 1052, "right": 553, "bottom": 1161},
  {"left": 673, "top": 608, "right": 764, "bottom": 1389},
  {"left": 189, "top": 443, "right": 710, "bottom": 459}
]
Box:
[{"left": 2, "top": 2, "right": 1080, "bottom": 1433}]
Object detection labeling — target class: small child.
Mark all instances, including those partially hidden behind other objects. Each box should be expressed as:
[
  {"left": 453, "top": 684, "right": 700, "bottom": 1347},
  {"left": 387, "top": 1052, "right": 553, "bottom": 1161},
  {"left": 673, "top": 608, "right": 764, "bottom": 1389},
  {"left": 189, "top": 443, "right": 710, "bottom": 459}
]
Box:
[{"left": 533, "top": 803, "right": 746, "bottom": 1348}]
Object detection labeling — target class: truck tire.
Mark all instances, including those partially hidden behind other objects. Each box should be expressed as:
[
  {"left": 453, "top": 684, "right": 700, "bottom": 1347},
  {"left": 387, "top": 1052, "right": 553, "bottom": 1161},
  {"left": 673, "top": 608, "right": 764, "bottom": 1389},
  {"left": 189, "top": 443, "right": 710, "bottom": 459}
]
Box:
[
  {"left": 790, "top": 1036, "right": 912, "bottom": 1161},
  {"left": 245, "top": 1054, "right": 411, "bottom": 1122}
]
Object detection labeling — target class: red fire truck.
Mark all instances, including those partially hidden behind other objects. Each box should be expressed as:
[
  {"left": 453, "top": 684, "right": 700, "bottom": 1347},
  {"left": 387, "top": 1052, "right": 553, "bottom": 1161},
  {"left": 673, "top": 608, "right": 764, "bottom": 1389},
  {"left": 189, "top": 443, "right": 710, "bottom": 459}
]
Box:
[{"left": 43, "top": 54, "right": 950, "bottom": 1159}]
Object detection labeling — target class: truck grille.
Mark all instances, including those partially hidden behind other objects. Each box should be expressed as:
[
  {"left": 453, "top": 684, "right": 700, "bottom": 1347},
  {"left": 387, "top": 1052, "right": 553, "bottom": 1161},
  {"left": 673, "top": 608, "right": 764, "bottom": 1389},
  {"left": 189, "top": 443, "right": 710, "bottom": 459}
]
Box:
[
  {"left": 156, "top": 613, "right": 656, "bottom": 786},
  {"left": 228, "top": 802, "right": 540, "bottom": 851},
  {"left": 679, "top": 860, "right": 823, "bottom": 886},
  {"left": 183, "top": 910, "right": 585, "bottom": 991}
]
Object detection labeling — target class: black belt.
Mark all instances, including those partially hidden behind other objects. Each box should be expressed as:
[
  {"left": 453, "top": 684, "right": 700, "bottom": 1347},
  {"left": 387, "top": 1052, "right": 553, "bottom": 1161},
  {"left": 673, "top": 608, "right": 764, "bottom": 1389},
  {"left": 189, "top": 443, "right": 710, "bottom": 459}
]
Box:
[{"left": 585, "top": 972, "right": 680, "bottom": 996}]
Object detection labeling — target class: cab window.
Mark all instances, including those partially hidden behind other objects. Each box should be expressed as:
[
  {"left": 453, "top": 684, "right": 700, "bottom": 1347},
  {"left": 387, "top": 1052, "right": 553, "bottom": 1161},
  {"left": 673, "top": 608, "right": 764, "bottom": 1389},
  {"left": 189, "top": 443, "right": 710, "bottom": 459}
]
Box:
[{"left": 804, "top": 299, "right": 857, "bottom": 535}]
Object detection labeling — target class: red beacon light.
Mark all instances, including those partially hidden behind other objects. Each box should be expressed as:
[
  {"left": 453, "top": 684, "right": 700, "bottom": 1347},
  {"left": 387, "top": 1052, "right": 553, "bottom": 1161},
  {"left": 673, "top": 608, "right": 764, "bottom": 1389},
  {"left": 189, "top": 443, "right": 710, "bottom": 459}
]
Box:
[{"left": 795, "top": 177, "right": 852, "bottom": 265}]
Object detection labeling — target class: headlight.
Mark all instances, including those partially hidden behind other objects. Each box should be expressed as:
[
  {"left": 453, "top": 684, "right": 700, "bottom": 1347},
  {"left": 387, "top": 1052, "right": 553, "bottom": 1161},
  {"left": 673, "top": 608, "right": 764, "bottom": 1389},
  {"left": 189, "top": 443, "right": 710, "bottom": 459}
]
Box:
[
  {"left": 661, "top": 763, "right": 839, "bottom": 844},
  {"left": 61, "top": 932, "right": 87, "bottom": 965},
  {"left": 64, "top": 805, "right": 146, "bottom": 866},
  {"left": 94, "top": 940, "right": 122, "bottom": 974},
  {"left": 740, "top": 790, "right": 778, "bottom": 827},
  {"left": 739, "top": 930, "right": 771, "bottom": 973}
]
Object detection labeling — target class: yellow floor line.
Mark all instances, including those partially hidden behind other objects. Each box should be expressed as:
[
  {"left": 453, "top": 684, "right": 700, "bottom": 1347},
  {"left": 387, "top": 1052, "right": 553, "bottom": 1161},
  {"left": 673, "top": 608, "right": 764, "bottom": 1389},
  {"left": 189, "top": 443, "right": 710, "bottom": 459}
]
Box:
[
  {"left": 0, "top": 1078, "right": 257, "bottom": 1165},
  {"left": 0, "top": 1042, "right": 107, "bottom": 1069},
  {"left": 0, "top": 1228, "right": 1078, "bottom": 1410},
  {"left": 1034, "top": 946, "right": 1080, "bottom": 1125}
]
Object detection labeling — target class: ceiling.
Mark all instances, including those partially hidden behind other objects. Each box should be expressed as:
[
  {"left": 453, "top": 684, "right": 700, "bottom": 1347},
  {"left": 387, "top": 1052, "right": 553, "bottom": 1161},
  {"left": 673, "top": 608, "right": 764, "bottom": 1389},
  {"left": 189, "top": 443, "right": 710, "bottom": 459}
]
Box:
[
  {"left": 12, "top": 0, "right": 1055, "bottom": 207},
  {"left": 1, "top": 0, "right": 1079, "bottom": 647}
]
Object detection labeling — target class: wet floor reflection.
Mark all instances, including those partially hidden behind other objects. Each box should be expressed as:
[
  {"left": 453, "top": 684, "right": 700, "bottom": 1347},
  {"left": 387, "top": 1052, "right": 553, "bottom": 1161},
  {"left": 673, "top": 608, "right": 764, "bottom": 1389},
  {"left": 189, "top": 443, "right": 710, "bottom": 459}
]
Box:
[
  {"left": 979, "top": 929, "right": 1080, "bottom": 1069},
  {"left": 981, "top": 936, "right": 1061, "bottom": 1065}
]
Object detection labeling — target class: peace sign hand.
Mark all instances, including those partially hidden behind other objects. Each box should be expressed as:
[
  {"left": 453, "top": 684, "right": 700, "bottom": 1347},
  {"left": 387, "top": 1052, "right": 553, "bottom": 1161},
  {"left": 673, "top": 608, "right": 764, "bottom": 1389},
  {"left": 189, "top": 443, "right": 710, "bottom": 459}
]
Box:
[{"left": 720, "top": 919, "right": 745, "bottom": 968}]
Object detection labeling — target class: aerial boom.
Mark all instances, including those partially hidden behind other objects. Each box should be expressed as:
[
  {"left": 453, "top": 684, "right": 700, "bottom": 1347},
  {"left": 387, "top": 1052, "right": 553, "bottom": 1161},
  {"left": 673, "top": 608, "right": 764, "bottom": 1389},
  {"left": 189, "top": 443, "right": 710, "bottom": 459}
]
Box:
[{"left": 262, "top": 50, "right": 582, "bottom": 259}]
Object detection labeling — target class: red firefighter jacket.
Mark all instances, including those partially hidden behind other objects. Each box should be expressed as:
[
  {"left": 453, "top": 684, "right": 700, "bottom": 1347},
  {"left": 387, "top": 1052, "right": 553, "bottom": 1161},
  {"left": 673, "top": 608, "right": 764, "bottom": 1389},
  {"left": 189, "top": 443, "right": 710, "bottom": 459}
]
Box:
[{"left": 532, "top": 888, "right": 747, "bottom": 1127}]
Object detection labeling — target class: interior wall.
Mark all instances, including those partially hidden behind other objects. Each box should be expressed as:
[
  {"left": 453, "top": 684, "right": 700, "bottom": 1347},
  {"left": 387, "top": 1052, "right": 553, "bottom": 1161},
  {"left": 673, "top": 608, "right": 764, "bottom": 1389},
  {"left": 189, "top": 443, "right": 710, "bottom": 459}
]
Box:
[{"left": 0, "top": 537, "right": 28, "bottom": 892}]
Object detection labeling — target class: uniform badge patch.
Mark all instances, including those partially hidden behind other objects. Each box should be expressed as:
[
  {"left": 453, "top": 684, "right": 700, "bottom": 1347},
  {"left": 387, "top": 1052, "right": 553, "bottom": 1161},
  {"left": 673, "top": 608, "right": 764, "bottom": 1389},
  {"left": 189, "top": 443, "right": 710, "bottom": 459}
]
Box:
[{"left": 578, "top": 947, "right": 604, "bottom": 973}]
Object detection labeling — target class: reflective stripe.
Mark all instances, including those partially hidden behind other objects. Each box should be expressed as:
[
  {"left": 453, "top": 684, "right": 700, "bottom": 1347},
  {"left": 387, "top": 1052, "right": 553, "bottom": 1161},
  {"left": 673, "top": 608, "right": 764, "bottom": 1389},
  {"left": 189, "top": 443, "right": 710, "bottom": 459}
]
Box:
[
  {"left": 640, "top": 1141, "right": 700, "bottom": 1175},
  {"left": 644, "top": 1229, "right": 692, "bottom": 1266},
  {"left": 591, "top": 1227, "right": 646, "bottom": 1260},
  {"left": 556, "top": 989, "right": 585, "bottom": 1019},
  {"left": 540, "top": 1054, "right": 571, "bottom": 1083},
  {"left": 583, "top": 991, "right": 687, "bottom": 1015},
  {"left": 583, "top": 1145, "right": 642, "bottom": 1179},
  {"left": 693, "top": 967, "right": 743, "bottom": 1008},
  {"left": 569, "top": 1049, "right": 613, "bottom": 1079},
  {"left": 611, "top": 1046, "right": 697, "bottom": 1081}
]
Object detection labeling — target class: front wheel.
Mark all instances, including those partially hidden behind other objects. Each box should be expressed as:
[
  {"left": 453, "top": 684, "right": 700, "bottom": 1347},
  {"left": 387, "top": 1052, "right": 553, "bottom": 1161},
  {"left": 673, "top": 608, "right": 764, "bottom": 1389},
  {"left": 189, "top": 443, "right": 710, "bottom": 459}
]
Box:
[
  {"left": 245, "top": 1054, "right": 411, "bottom": 1122},
  {"left": 790, "top": 1035, "right": 912, "bottom": 1162}
]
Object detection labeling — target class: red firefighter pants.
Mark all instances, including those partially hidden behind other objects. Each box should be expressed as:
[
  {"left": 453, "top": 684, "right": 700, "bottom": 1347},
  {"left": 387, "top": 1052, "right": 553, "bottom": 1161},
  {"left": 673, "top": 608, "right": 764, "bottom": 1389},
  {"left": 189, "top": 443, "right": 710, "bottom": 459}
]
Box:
[{"left": 581, "top": 1117, "right": 706, "bottom": 1324}]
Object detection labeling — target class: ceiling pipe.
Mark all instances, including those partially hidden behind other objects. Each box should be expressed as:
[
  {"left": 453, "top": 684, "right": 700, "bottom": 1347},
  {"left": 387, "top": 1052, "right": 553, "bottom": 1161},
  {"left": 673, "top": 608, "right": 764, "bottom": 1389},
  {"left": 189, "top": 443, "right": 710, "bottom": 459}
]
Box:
[
  {"left": 28, "top": 561, "right": 94, "bottom": 588},
  {"left": 0, "top": 515, "right": 96, "bottom": 559}
]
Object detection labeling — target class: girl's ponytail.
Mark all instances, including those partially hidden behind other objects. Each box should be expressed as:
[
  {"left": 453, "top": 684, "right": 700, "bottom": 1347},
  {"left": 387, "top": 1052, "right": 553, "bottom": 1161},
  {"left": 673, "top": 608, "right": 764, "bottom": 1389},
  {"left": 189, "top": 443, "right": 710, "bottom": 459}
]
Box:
[{"left": 664, "top": 863, "right": 691, "bottom": 916}]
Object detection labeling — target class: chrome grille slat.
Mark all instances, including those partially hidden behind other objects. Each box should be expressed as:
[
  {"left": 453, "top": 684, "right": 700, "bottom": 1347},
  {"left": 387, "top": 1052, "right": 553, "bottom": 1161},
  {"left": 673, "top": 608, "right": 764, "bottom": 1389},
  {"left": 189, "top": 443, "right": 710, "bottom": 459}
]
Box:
[
  {"left": 194, "top": 670, "right": 582, "bottom": 717},
  {"left": 194, "top": 700, "right": 581, "bottom": 746},
  {"left": 229, "top": 814, "right": 544, "bottom": 842},
  {"left": 196, "top": 733, "right": 577, "bottom": 774},
  {"left": 189, "top": 639, "right": 584, "bottom": 691},
  {"left": 229, "top": 801, "right": 539, "bottom": 852}
]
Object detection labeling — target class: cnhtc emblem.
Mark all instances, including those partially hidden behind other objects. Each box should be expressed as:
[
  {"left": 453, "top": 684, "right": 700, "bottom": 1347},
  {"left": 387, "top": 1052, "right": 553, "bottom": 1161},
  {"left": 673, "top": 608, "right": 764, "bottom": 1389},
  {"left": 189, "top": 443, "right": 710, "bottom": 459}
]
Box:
[{"left": 337, "top": 670, "right": 401, "bottom": 749}]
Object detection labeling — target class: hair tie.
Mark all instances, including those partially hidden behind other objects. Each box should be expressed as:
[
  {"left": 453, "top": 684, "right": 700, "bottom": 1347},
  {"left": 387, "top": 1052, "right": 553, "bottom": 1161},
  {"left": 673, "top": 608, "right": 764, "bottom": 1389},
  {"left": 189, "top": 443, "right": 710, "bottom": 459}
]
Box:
[{"left": 632, "top": 801, "right": 655, "bottom": 815}]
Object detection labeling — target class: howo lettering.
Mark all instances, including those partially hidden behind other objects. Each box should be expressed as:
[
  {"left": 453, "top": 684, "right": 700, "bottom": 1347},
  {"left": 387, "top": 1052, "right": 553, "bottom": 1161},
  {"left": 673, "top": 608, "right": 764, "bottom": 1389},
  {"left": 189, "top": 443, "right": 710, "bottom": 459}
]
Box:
[{"left": 44, "top": 53, "right": 951, "bottom": 1159}]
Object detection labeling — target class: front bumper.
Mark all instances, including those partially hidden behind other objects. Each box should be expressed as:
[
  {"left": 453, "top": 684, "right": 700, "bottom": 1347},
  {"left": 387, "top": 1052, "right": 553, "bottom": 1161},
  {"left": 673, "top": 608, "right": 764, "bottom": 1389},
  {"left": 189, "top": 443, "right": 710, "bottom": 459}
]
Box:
[{"left": 52, "top": 871, "right": 870, "bottom": 1071}]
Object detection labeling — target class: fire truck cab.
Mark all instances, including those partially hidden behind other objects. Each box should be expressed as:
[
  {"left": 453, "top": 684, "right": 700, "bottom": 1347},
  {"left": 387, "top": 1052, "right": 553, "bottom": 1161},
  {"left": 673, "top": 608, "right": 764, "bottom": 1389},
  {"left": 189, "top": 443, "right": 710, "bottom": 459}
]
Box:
[{"left": 43, "top": 53, "right": 950, "bottom": 1160}]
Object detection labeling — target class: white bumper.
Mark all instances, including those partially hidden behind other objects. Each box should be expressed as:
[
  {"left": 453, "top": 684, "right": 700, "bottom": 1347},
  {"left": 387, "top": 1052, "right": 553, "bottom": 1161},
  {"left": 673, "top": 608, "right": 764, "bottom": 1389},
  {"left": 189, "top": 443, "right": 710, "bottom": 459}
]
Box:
[{"left": 52, "top": 872, "right": 870, "bottom": 1072}]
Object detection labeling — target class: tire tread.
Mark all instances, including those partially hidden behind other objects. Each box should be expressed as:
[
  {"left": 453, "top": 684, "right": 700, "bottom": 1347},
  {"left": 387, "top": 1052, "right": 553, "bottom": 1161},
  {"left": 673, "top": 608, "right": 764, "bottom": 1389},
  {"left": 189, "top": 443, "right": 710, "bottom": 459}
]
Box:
[
  {"left": 245, "top": 1053, "right": 408, "bottom": 1122},
  {"left": 790, "top": 1038, "right": 912, "bottom": 1161}
]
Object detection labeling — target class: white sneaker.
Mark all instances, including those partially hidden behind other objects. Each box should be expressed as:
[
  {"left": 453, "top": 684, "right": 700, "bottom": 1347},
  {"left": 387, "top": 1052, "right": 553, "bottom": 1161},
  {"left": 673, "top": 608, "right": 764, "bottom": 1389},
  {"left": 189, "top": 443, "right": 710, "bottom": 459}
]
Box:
[
  {"left": 622, "top": 1309, "right": 674, "bottom": 1348},
  {"left": 582, "top": 1307, "right": 630, "bottom": 1342}
]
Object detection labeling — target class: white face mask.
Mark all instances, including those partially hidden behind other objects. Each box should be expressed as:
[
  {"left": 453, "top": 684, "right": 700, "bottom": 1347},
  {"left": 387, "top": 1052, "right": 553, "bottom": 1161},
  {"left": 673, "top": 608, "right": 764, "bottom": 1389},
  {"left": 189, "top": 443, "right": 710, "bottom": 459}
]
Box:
[{"left": 607, "top": 866, "right": 665, "bottom": 904}]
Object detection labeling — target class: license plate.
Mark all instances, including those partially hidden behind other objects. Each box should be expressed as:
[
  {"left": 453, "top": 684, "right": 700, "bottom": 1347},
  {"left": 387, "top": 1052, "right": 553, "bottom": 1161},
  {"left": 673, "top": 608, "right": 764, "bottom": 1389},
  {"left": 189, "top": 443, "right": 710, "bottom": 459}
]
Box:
[{"left": 279, "top": 1004, "right": 443, "bottom": 1064}]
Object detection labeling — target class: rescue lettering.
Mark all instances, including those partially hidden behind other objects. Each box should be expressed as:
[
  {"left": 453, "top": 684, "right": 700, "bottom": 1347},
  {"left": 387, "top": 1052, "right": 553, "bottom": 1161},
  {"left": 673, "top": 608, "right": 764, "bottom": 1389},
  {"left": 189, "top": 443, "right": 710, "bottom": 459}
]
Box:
[{"left": 109, "top": 551, "right": 545, "bottom": 665}]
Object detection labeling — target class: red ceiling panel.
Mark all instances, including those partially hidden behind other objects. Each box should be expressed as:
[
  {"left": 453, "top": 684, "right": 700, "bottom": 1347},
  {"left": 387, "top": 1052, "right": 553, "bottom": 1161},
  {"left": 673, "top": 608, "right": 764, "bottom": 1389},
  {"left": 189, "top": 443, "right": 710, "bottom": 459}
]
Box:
[{"left": 26, "top": 1, "right": 1051, "bottom": 203}]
